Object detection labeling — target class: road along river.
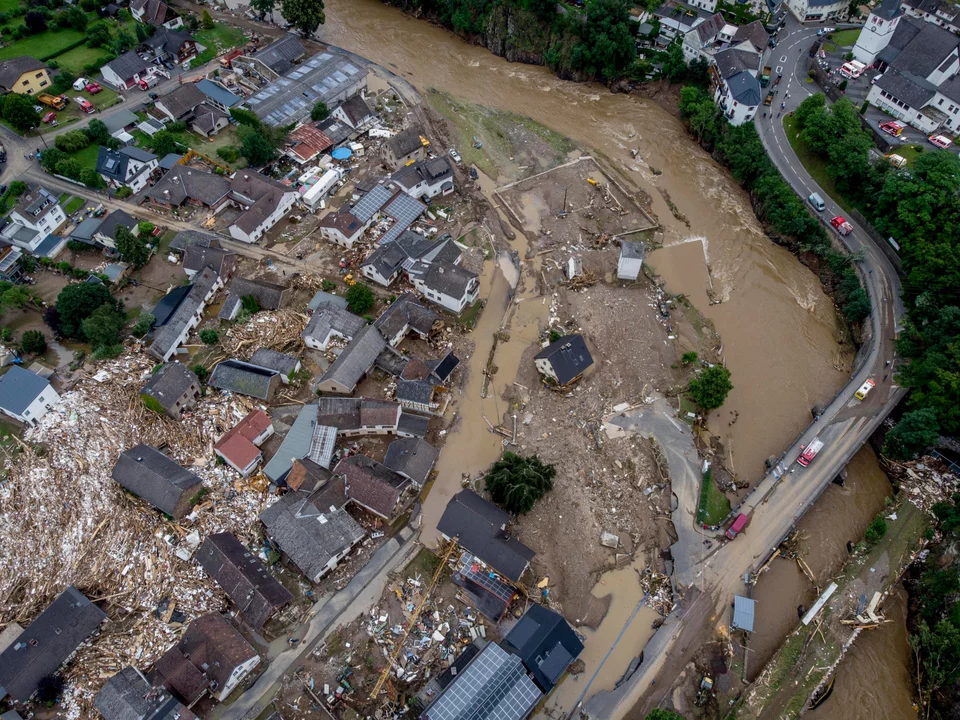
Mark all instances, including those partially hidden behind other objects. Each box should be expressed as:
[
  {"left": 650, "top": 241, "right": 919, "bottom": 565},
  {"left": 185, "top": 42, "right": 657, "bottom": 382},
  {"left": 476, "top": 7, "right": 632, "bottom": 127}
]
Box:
[{"left": 317, "top": 0, "right": 851, "bottom": 488}]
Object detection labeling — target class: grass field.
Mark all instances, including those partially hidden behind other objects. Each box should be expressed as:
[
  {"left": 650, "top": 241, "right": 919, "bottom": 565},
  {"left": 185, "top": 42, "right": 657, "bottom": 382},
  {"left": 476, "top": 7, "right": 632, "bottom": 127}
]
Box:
[
  {"left": 827, "top": 28, "right": 861, "bottom": 47},
  {"left": 0, "top": 28, "right": 86, "bottom": 62},
  {"left": 782, "top": 113, "right": 856, "bottom": 215},
  {"left": 70, "top": 143, "right": 100, "bottom": 171},
  {"left": 54, "top": 44, "right": 112, "bottom": 75},
  {"left": 64, "top": 196, "right": 85, "bottom": 214},
  {"left": 697, "top": 469, "right": 731, "bottom": 526},
  {"left": 192, "top": 23, "right": 246, "bottom": 66}
]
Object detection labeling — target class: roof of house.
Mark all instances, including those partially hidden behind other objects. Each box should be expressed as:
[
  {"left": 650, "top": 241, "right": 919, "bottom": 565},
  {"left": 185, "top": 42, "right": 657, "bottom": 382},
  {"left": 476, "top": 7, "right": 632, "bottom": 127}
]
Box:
[
  {"left": 155, "top": 81, "right": 205, "bottom": 117},
  {"left": 253, "top": 35, "right": 306, "bottom": 74},
  {"left": 350, "top": 184, "right": 394, "bottom": 223},
  {"left": 183, "top": 243, "right": 235, "bottom": 275},
  {"left": 316, "top": 210, "right": 364, "bottom": 239},
  {"left": 103, "top": 108, "right": 138, "bottom": 135},
  {"left": 112, "top": 444, "right": 203, "bottom": 517},
  {"left": 131, "top": 0, "right": 173, "bottom": 25},
  {"left": 144, "top": 28, "right": 194, "bottom": 53},
  {"left": 620, "top": 240, "right": 646, "bottom": 261},
  {"left": 534, "top": 334, "right": 594, "bottom": 385},
  {"left": 96, "top": 209, "right": 139, "bottom": 242},
  {"left": 0, "top": 365, "right": 51, "bottom": 415},
  {"left": 229, "top": 172, "right": 293, "bottom": 235},
  {"left": 308, "top": 291, "right": 349, "bottom": 312},
  {"left": 361, "top": 230, "right": 447, "bottom": 279},
  {"left": 316, "top": 116, "right": 353, "bottom": 146},
  {"left": 196, "top": 78, "right": 242, "bottom": 108},
  {"left": 714, "top": 47, "right": 760, "bottom": 79},
  {"left": 878, "top": 16, "right": 959, "bottom": 75},
  {"left": 210, "top": 360, "right": 279, "bottom": 400},
  {"left": 386, "top": 127, "right": 426, "bottom": 159},
  {"left": 391, "top": 157, "right": 453, "bottom": 191},
  {"left": 196, "top": 533, "right": 294, "bottom": 629},
  {"left": 315, "top": 397, "right": 362, "bottom": 429},
  {"left": 70, "top": 217, "right": 103, "bottom": 243},
  {"left": 428, "top": 350, "right": 460, "bottom": 382},
  {"left": 318, "top": 324, "right": 387, "bottom": 392},
  {"left": 695, "top": 12, "right": 725, "bottom": 42},
  {"left": 398, "top": 410, "right": 430, "bottom": 437},
  {"left": 151, "top": 646, "right": 208, "bottom": 706},
  {"left": 170, "top": 229, "right": 219, "bottom": 252},
  {"left": 337, "top": 455, "right": 410, "bottom": 518},
  {"left": 421, "top": 642, "right": 543, "bottom": 720},
  {"left": 416, "top": 261, "right": 477, "bottom": 300},
  {"left": 249, "top": 348, "right": 300, "bottom": 376},
  {"left": 303, "top": 304, "right": 366, "bottom": 345},
  {"left": 938, "top": 74, "right": 960, "bottom": 104},
  {"left": 149, "top": 267, "right": 220, "bottom": 360},
  {"left": 731, "top": 20, "right": 768, "bottom": 52},
  {"left": 307, "top": 423, "right": 337, "bottom": 469},
  {"left": 259, "top": 490, "right": 365, "bottom": 580},
  {"left": 147, "top": 166, "right": 231, "bottom": 207},
  {"left": 223, "top": 276, "right": 287, "bottom": 311},
  {"left": 104, "top": 50, "right": 152, "bottom": 81},
  {"left": 374, "top": 292, "right": 438, "bottom": 340},
  {"left": 501, "top": 604, "right": 584, "bottom": 692},
  {"left": 263, "top": 403, "right": 317, "bottom": 482},
  {"left": 178, "top": 613, "right": 258, "bottom": 692},
  {"left": 0, "top": 586, "right": 106, "bottom": 702},
  {"left": 436, "top": 490, "right": 536, "bottom": 582},
  {"left": 287, "top": 124, "right": 334, "bottom": 162},
  {"left": 285, "top": 458, "right": 337, "bottom": 494},
  {"left": 727, "top": 71, "right": 762, "bottom": 106},
  {"left": 191, "top": 103, "right": 229, "bottom": 135},
  {"left": 384, "top": 437, "right": 438, "bottom": 486},
  {"left": 159, "top": 152, "right": 183, "bottom": 170},
  {"left": 94, "top": 666, "right": 194, "bottom": 720},
  {"left": 96, "top": 146, "right": 155, "bottom": 185},
  {"left": 141, "top": 362, "right": 198, "bottom": 413},
  {"left": 336, "top": 94, "right": 373, "bottom": 126},
  {"left": 876, "top": 67, "right": 936, "bottom": 108},
  {"left": 733, "top": 595, "right": 756, "bottom": 632},
  {"left": 214, "top": 409, "right": 273, "bottom": 471},
  {"left": 0, "top": 57, "right": 45, "bottom": 89}
]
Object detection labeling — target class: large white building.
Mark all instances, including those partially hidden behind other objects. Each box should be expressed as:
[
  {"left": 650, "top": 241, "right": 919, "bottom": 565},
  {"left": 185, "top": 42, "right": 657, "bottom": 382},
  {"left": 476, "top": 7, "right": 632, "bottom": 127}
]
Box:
[
  {"left": 854, "top": 0, "right": 904, "bottom": 63},
  {"left": 785, "top": 0, "right": 848, "bottom": 22},
  {"left": 0, "top": 365, "right": 61, "bottom": 425},
  {"left": 712, "top": 48, "right": 764, "bottom": 125}
]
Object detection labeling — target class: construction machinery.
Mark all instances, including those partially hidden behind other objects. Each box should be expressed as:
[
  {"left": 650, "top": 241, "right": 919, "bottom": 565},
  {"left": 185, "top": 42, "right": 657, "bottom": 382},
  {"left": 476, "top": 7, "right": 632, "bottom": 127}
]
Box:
[{"left": 369, "top": 540, "right": 458, "bottom": 700}]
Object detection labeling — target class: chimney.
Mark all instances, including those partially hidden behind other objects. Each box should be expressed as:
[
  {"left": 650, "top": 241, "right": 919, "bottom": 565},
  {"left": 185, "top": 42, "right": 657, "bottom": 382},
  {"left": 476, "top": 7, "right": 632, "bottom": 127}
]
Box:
[{"left": 163, "top": 189, "right": 170, "bottom": 198}]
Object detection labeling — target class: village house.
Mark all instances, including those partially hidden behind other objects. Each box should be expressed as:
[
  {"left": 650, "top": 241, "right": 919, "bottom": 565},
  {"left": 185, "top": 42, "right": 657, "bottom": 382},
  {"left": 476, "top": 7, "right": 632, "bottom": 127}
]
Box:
[
  {"left": 249, "top": 348, "right": 301, "bottom": 382},
  {"left": 337, "top": 455, "right": 412, "bottom": 520},
  {"left": 0, "top": 242, "right": 23, "bottom": 284},
  {"left": 0, "top": 587, "right": 107, "bottom": 703},
  {"left": 103, "top": 109, "right": 139, "bottom": 140},
  {"left": 209, "top": 360, "right": 282, "bottom": 401},
  {"left": 395, "top": 351, "right": 459, "bottom": 414},
  {"left": 331, "top": 95, "right": 375, "bottom": 132},
  {"left": 151, "top": 614, "right": 259, "bottom": 704},
  {"left": 285, "top": 458, "right": 338, "bottom": 493},
  {"left": 437, "top": 490, "right": 536, "bottom": 584},
  {"left": 534, "top": 334, "right": 594, "bottom": 386},
  {"left": 317, "top": 397, "right": 402, "bottom": 437},
  {"left": 785, "top": 0, "right": 847, "bottom": 22},
  {"left": 383, "top": 437, "right": 439, "bottom": 488},
  {"left": 259, "top": 490, "right": 366, "bottom": 582},
  {"left": 148, "top": 267, "right": 223, "bottom": 361},
  {"left": 711, "top": 47, "right": 762, "bottom": 126},
  {"left": 196, "top": 79, "right": 243, "bottom": 113},
  {"left": 218, "top": 276, "right": 290, "bottom": 320},
  {"left": 0, "top": 56, "right": 51, "bottom": 95},
  {"left": 93, "top": 209, "right": 140, "bottom": 250},
  {"left": 308, "top": 290, "right": 349, "bottom": 312},
  {"left": 0, "top": 365, "right": 60, "bottom": 425},
  {"left": 409, "top": 261, "right": 479, "bottom": 315},
  {"left": 145, "top": 166, "right": 231, "bottom": 212},
  {"left": 170, "top": 229, "right": 219, "bottom": 252},
  {"left": 391, "top": 157, "right": 455, "bottom": 202},
  {"left": 902, "top": 0, "right": 960, "bottom": 33},
  {"left": 101, "top": 50, "right": 157, "bottom": 90},
  {"left": 285, "top": 124, "right": 334, "bottom": 165},
  {"left": 373, "top": 293, "right": 439, "bottom": 347},
  {"left": 11, "top": 186, "right": 66, "bottom": 237},
  {"left": 302, "top": 302, "right": 365, "bottom": 351},
  {"left": 361, "top": 231, "right": 463, "bottom": 287},
  {"left": 96, "top": 146, "right": 159, "bottom": 193},
  {"left": 228, "top": 173, "right": 298, "bottom": 243},
  {"left": 315, "top": 324, "right": 387, "bottom": 394},
  {"left": 142, "top": 28, "right": 198, "bottom": 65},
  {"left": 617, "top": 240, "right": 646, "bottom": 280},
  {"left": 112, "top": 444, "right": 204, "bottom": 519},
  {"left": 95, "top": 666, "right": 195, "bottom": 720},
  {"left": 262, "top": 403, "right": 317, "bottom": 483},
  {"left": 155, "top": 83, "right": 229, "bottom": 137},
  {"left": 140, "top": 362, "right": 201, "bottom": 418},
  {"left": 232, "top": 35, "right": 306, "bottom": 82},
  {"left": 316, "top": 184, "right": 393, "bottom": 248},
  {"left": 130, "top": 0, "right": 182, "bottom": 28},
  {"left": 383, "top": 126, "right": 428, "bottom": 169},
  {"left": 214, "top": 409, "right": 274, "bottom": 476},
  {"left": 182, "top": 243, "right": 237, "bottom": 278},
  {"left": 197, "top": 532, "right": 294, "bottom": 629}
]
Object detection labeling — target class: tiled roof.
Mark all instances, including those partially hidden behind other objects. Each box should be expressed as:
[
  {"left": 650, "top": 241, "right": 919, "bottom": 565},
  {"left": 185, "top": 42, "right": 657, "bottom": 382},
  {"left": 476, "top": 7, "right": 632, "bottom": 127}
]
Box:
[
  {"left": 317, "top": 324, "right": 386, "bottom": 392},
  {"left": 141, "top": 362, "right": 198, "bottom": 413},
  {"left": 111, "top": 444, "right": 203, "bottom": 518},
  {"left": 337, "top": 454, "right": 410, "bottom": 518},
  {"left": 384, "top": 437, "right": 438, "bottom": 486},
  {"left": 0, "top": 56, "right": 45, "bottom": 90}
]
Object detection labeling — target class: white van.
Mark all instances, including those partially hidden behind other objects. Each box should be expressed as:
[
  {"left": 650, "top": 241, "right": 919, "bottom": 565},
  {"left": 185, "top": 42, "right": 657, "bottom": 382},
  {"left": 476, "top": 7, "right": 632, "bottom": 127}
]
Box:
[{"left": 808, "top": 192, "right": 825, "bottom": 212}]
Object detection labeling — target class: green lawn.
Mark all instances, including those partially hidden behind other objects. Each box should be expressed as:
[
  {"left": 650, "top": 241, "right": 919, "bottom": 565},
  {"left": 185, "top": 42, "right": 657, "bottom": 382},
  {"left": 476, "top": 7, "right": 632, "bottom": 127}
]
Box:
[
  {"left": 0, "top": 28, "right": 86, "bottom": 62},
  {"left": 697, "top": 469, "right": 731, "bottom": 526},
  {"left": 826, "top": 28, "right": 861, "bottom": 47},
  {"left": 192, "top": 23, "right": 246, "bottom": 66},
  {"left": 70, "top": 143, "right": 100, "bottom": 171},
  {"left": 0, "top": 0, "right": 20, "bottom": 12},
  {"left": 64, "top": 196, "right": 85, "bottom": 214},
  {"left": 54, "top": 44, "right": 113, "bottom": 75},
  {"left": 782, "top": 114, "right": 856, "bottom": 215},
  {"left": 888, "top": 143, "right": 926, "bottom": 167}
]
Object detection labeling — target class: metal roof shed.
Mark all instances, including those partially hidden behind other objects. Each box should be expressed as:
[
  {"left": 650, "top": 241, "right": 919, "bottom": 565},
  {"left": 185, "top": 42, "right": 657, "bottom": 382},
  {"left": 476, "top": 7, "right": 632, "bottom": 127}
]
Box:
[{"left": 733, "top": 595, "right": 756, "bottom": 632}]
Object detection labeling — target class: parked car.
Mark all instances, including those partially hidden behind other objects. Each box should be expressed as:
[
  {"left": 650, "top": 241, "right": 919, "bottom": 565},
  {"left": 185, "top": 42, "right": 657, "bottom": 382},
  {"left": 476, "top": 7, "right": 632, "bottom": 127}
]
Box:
[
  {"left": 928, "top": 134, "right": 953, "bottom": 149},
  {"left": 449, "top": 148, "right": 462, "bottom": 163},
  {"left": 149, "top": 92, "right": 160, "bottom": 100},
  {"left": 33, "top": 105, "right": 43, "bottom": 114},
  {"left": 74, "top": 97, "right": 94, "bottom": 114},
  {"left": 879, "top": 120, "right": 904, "bottom": 137},
  {"left": 42, "top": 111, "right": 56, "bottom": 124},
  {"left": 84, "top": 82, "right": 102, "bottom": 94}
]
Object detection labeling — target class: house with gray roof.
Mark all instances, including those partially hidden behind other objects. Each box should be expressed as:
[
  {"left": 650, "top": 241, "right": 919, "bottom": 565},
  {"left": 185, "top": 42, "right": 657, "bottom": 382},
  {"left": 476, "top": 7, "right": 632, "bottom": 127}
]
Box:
[
  {"left": 391, "top": 157, "right": 454, "bottom": 203},
  {"left": 0, "top": 587, "right": 107, "bottom": 703},
  {"left": 155, "top": 83, "right": 205, "bottom": 123},
  {"left": 384, "top": 126, "right": 428, "bottom": 169},
  {"left": 0, "top": 365, "right": 60, "bottom": 425},
  {"left": 384, "top": 437, "right": 438, "bottom": 488},
  {"left": 94, "top": 666, "right": 195, "bottom": 720},
  {"left": 209, "top": 359, "right": 282, "bottom": 400},
  {"left": 337, "top": 455, "right": 411, "bottom": 520},
  {"left": 143, "top": 27, "right": 198, "bottom": 65},
  {"left": 302, "top": 303, "right": 365, "bottom": 351},
  {"left": 316, "top": 325, "right": 387, "bottom": 394},
  {"left": 170, "top": 229, "right": 219, "bottom": 252},
  {"left": 307, "top": 290, "right": 349, "bottom": 312},
  {"left": 112, "top": 444, "right": 204, "bottom": 519},
  {"left": 361, "top": 231, "right": 462, "bottom": 287},
  {"left": 197, "top": 532, "right": 294, "bottom": 629},
  {"left": 374, "top": 292, "right": 439, "bottom": 346},
  {"left": 226, "top": 172, "right": 298, "bottom": 244},
  {"left": 103, "top": 108, "right": 139, "bottom": 137},
  {"left": 219, "top": 276, "right": 290, "bottom": 320},
  {"left": 263, "top": 403, "right": 317, "bottom": 482},
  {"left": 146, "top": 166, "right": 232, "bottom": 210},
  {"left": 249, "top": 348, "right": 301, "bottom": 381},
  {"left": 331, "top": 94, "right": 375, "bottom": 132},
  {"left": 617, "top": 240, "right": 646, "bottom": 280},
  {"left": 148, "top": 267, "right": 224, "bottom": 362},
  {"left": 101, "top": 50, "right": 155, "bottom": 90},
  {"left": 259, "top": 490, "right": 365, "bottom": 582},
  {"left": 534, "top": 334, "right": 593, "bottom": 386},
  {"left": 314, "top": 397, "right": 406, "bottom": 436},
  {"left": 196, "top": 79, "right": 243, "bottom": 112},
  {"left": 141, "top": 362, "right": 200, "bottom": 418},
  {"left": 398, "top": 411, "right": 431, "bottom": 437},
  {"left": 94, "top": 209, "right": 140, "bottom": 250},
  {"left": 96, "top": 145, "right": 158, "bottom": 193},
  {"left": 183, "top": 243, "right": 237, "bottom": 278},
  {"left": 234, "top": 35, "right": 306, "bottom": 80},
  {"left": 0, "top": 56, "right": 48, "bottom": 94},
  {"left": 501, "top": 604, "right": 584, "bottom": 692},
  {"left": 410, "top": 261, "right": 479, "bottom": 315}
]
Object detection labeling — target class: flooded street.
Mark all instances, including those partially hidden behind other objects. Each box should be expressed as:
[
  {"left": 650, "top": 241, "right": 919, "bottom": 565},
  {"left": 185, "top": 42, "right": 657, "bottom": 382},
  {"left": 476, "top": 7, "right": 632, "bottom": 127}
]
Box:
[{"left": 318, "top": 0, "right": 850, "bottom": 487}]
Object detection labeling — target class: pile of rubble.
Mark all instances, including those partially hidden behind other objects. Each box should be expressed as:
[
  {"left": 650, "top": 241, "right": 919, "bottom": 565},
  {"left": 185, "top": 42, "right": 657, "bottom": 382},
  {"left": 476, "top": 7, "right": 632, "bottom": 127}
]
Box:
[
  {"left": 888, "top": 455, "right": 960, "bottom": 512},
  {"left": 219, "top": 308, "right": 309, "bottom": 359},
  {"left": 0, "top": 352, "right": 272, "bottom": 716}
]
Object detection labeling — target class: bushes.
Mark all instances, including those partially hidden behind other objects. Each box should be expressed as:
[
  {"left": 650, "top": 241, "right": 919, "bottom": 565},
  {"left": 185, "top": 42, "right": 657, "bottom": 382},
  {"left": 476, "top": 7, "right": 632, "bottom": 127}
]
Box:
[
  {"left": 484, "top": 452, "right": 556, "bottom": 514},
  {"left": 216, "top": 145, "right": 240, "bottom": 163},
  {"left": 199, "top": 328, "right": 219, "bottom": 345},
  {"left": 345, "top": 283, "right": 375, "bottom": 314},
  {"left": 689, "top": 365, "right": 733, "bottom": 411},
  {"left": 864, "top": 514, "right": 887, "bottom": 543},
  {"left": 20, "top": 330, "right": 47, "bottom": 355}
]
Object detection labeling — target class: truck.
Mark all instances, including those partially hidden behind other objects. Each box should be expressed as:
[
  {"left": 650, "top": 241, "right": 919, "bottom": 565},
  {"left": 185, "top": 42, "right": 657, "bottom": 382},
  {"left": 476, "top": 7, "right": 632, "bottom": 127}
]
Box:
[
  {"left": 855, "top": 378, "right": 876, "bottom": 400},
  {"left": 760, "top": 66, "right": 772, "bottom": 87},
  {"left": 37, "top": 93, "right": 67, "bottom": 110},
  {"left": 138, "top": 76, "right": 159, "bottom": 90},
  {"left": 764, "top": 90, "right": 775, "bottom": 106},
  {"left": 839, "top": 60, "right": 867, "bottom": 79},
  {"left": 726, "top": 513, "right": 749, "bottom": 540},
  {"left": 879, "top": 120, "right": 904, "bottom": 137},
  {"left": 797, "top": 437, "right": 824, "bottom": 467},
  {"left": 830, "top": 216, "right": 854, "bottom": 236},
  {"left": 73, "top": 96, "right": 94, "bottom": 114}
]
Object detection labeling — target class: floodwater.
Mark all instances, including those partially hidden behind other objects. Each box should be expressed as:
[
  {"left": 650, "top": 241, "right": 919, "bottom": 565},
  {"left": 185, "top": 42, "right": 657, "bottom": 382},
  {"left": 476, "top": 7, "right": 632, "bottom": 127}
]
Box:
[
  {"left": 748, "top": 446, "right": 894, "bottom": 679},
  {"left": 317, "top": 0, "right": 850, "bottom": 490},
  {"left": 540, "top": 559, "right": 660, "bottom": 718},
  {"left": 807, "top": 585, "right": 917, "bottom": 720}
]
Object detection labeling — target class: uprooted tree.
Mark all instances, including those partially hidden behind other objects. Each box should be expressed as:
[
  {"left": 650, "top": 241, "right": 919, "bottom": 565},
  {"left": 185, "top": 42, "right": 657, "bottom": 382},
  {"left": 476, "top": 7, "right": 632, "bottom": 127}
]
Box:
[{"left": 485, "top": 452, "right": 556, "bottom": 515}]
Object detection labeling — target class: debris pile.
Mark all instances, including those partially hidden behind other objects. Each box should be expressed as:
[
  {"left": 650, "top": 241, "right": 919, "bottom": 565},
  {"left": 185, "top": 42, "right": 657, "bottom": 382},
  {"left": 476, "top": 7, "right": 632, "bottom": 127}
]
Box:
[
  {"left": 219, "top": 308, "right": 310, "bottom": 359},
  {"left": 0, "top": 351, "right": 272, "bottom": 716},
  {"left": 886, "top": 456, "right": 960, "bottom": 512}
]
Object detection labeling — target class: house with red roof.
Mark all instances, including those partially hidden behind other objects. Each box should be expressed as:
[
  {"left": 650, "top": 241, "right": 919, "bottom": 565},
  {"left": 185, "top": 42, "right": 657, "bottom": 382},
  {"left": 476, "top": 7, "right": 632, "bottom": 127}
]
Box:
[{"left": 214, "top": 410, "right": 274, "bottom": 476}]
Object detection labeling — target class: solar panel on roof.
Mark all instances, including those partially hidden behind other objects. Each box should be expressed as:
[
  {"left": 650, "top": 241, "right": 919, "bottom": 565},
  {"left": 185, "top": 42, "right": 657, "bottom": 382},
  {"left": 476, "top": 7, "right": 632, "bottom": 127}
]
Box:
[
  {"left": 343, "top": 63, "right": 359, "bottom": 74},
  {"left": 333, "top": 71, "right": 347, "bottom": 82}
]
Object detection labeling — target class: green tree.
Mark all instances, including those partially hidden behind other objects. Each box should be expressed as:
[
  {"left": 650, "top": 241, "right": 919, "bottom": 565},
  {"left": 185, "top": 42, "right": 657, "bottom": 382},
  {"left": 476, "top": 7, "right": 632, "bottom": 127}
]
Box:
[
  {"left": 3, "top": 93, "right": 40, "bottom": 132},
  {"left": 230, "top": 107, "right": 262, "bottom": 128},
  {"left": 895, "top": 308, "right": 960, "bottom": 433},
  {"left": 81, "top": 303, "right": 126, "bottom": 349},
  {"left": 150, "top": 131, "right": 182, "bottom": 158},
  {"left": 55, "top": 130, "right": 91, "bottom": 153},
  {"left": 644, "top": 711, "right": 687, "bottom": 720},
  {"left": 240, "top": 294, "right": 260, "bottom": 313},
  {"left": 80, "top": 168, "right": 104, "bottom": 189},
  {"left": 85, "top": 20, "right": 111, "bottom": 47},
  {"left": 191, "top": 363, "right": 209, "bottom": 382},
  {"left": 864, "top": 514, "right": 887, "bottom": 543},
  {"left": 280, "top": 0, "right": 325, "bottom": 37},
  {"left": 55, "top": 158, "right": 83, "bottom": 180},
  {"left": 931, "top": 493, "right": 960, "bottom": 538},
  {"left": 250, "top": 0, "right": 276, "bottom": 15},
  {"left": 882, "top": 408, "right": 940, "bottom": 460},
  {"left": 23, "top": 10, "right": 47, "bottom": 33},
  {"left": 910, "top": 620, "right": 960, "bottom": 715},
  {"left": 86, "top": 118, "right": 111, "bottom": 145},
  {"left": 199, "top": 328, "right": 219, "bottom": 345},
  {"left": 240, "top": 130, "right": 276, "bottom": 166},
  {"left": 311, "top": 101, "right": 329, "bottom": 122},
  {"left": 484, "top": 452, "right": 556, "bottom": 514},
  {"left": 115, "top": 226, "right": 150, "bottom": 268},
  {"left": 7, "top": 181, "right": 25, "bottom": 197},
  {"left": 55, "top": 282, "right": 118, "bottom": 339},
  {"left": 20, "top": 330, "right": 47, "bottom": 355},
  {"left": 112, "top": 29, "right": 137, "bottom": 54},
  {"left": 135, "top": 21, "right": 149, "bottom": 41},
  {"left": 39, "top": 147, "right": 67, "bottom": 174},
  {"left": 681, "top": 351, "right": 698, "bottom": 365},
  {"left": 0, "top": 283, "right": 31, "bottom": 311},
  {"left": 201, "top": 8, "right": 215, "bottom": 28},
  {"left": 131, "top": 313, "right": 154, "bottom": 338},
  {"left": 662, "top": 42, "right": 688, "bottom": 83},
  {"left": 345, "top": 283, "right": 374, "bottom": 314},
  {"left": 689, "top": 365, "right": 733, "bottom": 411}
]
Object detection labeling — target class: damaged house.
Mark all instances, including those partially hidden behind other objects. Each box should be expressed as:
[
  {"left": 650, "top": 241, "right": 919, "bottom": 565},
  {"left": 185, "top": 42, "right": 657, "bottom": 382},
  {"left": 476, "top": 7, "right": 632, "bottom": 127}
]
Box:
[
  {"left": 214, "top": 409, "right": 274, "bottom": 476},
  {"left": 148, "top": 267, "right": 224, "bottom": 362},
  {"left": 111, "top": 444, "right": 204, "bottom": 520},
  {"left": 373, "top": 293, "right": 439, "bottom": 347},
  {"left": 140, "top": 361, "right": 201, "bottom": 418},
  {"left": 95, "top": 666, "right": 195, "bottom": 720},
  {"left": 219, "top": 276, "right": 289, "bottom": 321},
  {"left": 315, "top": 324, "right": 387, "bottom": 395},
  {"left": 302, "top": 302, "right": 365, "bottom": 351},
  {"left": 335, "top": 454, "right": 412, "bottom": 521}
]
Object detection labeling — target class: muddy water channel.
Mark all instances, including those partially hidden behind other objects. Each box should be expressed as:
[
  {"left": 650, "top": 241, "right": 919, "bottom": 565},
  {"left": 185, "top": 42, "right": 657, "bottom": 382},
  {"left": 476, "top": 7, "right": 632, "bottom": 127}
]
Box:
[{"left": 319, "top": 0, "right": 850, "bottom": 486}]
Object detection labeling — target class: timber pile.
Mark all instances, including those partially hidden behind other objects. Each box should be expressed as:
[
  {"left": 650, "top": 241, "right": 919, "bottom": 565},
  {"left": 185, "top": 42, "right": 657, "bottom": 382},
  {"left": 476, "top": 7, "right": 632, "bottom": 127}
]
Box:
[
  {"left": 220, "top": 308, "right": 310, "bottom": 359},
  {"left": 0, "top": 352, "right": 273, "bottom": 717}
]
